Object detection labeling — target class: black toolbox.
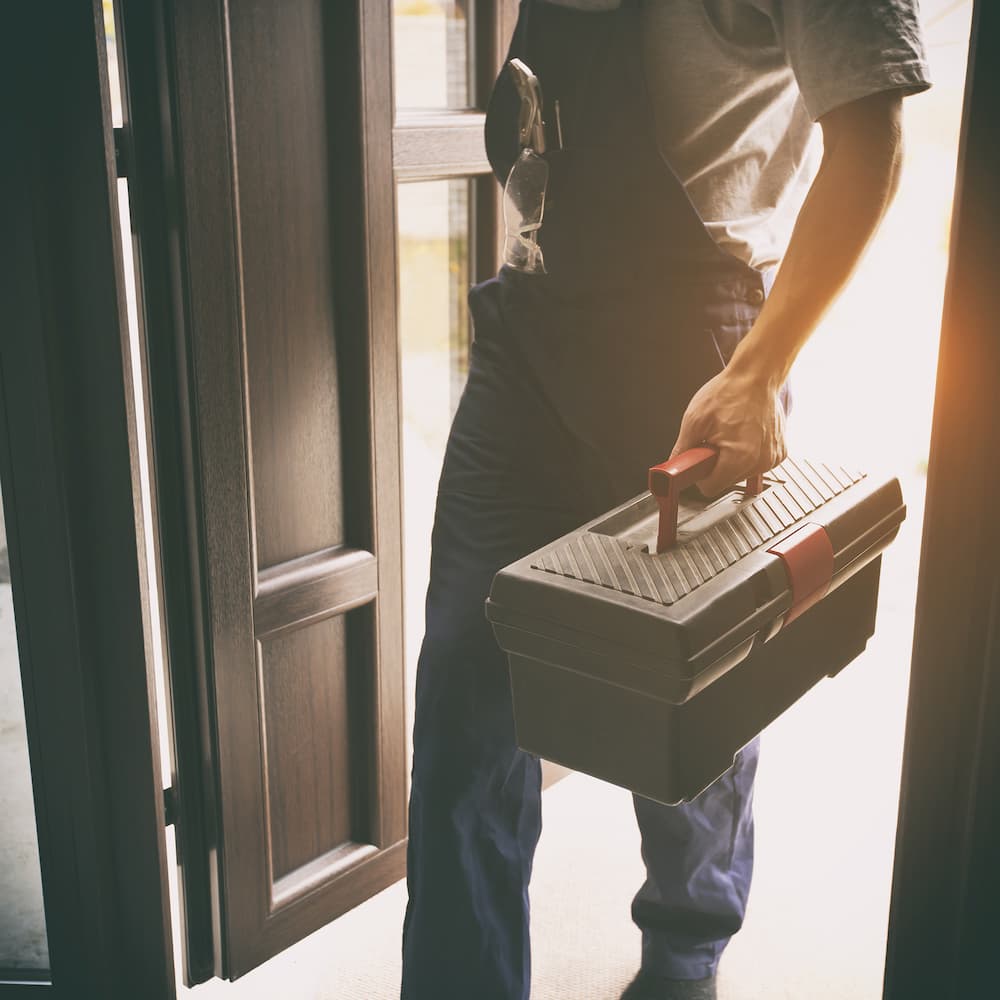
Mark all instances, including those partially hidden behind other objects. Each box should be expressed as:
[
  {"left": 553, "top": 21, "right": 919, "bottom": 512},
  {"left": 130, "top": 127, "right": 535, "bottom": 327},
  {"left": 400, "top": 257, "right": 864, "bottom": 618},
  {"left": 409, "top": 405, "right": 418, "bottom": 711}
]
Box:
[{"left": 485, "top": 449, "right": 905, "bottom": 804}]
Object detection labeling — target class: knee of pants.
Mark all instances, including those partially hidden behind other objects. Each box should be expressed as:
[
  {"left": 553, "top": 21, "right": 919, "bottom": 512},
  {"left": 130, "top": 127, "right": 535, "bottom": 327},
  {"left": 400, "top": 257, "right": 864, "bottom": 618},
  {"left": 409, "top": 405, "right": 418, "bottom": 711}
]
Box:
[
  {"left": 411, "top": 630, "right": 522, "bottom": 776},
  {"left": 409, "top": 726, "right": 542, "bottom": 858},
  {"left": 414, "top": 615, "right": 511, "bottom": 714}
]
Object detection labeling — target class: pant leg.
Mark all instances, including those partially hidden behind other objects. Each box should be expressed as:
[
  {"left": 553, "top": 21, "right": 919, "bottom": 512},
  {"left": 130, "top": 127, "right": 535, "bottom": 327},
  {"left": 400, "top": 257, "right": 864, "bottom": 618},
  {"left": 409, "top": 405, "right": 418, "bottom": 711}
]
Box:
[
  {"left": 402, "top": 488, "right": 546, "bottom": 1000},
  {"left": 630, "top": 739, "right": 760, "bottom": 980},
  {"left": 401, "top": 293, "right": 600, "bottom": 1000}
]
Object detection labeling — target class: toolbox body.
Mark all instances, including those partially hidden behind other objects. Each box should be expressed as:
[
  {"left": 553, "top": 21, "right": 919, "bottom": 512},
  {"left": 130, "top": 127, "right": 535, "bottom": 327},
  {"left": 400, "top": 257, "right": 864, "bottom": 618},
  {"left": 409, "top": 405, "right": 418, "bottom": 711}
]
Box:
[{"left": 485, "top": 458, "right": 905, "bottom": 804}]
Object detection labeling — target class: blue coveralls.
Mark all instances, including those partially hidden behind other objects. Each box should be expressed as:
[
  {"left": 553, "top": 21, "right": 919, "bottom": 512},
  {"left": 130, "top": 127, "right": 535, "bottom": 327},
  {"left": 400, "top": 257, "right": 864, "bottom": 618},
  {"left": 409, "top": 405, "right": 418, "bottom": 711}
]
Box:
[{"left": 402, "top": 2, "right": 776, "bottom": 997}]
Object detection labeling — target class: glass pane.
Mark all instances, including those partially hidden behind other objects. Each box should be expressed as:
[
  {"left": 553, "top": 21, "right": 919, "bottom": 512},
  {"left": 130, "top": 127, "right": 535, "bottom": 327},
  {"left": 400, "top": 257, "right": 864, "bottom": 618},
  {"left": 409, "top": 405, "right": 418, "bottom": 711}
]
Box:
[
  {"left": 393, "top": 1, "right": 472, "bottom": 110},
  {"left": 397, "top": 180, "right": 471, "bottom": 772},
  {"left": 103, "top": 0, "right": 123, "bottom": 128},
  {"left": 0, "top": 480, "right": 50, "bottom": 971}
]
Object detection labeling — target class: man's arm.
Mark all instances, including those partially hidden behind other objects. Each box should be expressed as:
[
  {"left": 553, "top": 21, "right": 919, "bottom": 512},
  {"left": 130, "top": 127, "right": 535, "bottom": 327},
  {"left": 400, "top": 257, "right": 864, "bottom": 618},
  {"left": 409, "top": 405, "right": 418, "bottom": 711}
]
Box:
[{"left": 670, "top": 88, "right": 905, "bottom": 496}]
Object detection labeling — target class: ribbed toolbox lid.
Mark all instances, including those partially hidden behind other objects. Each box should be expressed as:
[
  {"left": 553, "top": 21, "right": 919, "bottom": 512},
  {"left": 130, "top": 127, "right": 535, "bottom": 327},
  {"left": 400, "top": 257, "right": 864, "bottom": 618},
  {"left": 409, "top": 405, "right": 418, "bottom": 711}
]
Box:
[
  {"left": 534, "top": 458, "right": 862, "bottom": 603},
  {"left": 486, "top": 458, "right": 905, "bottom": 698}
]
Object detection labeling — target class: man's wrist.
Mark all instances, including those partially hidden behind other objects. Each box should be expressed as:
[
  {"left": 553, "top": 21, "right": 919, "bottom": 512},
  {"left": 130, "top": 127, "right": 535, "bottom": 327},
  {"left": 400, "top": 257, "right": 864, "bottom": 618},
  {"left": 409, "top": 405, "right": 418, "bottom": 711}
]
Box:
[{"left": 726, "top": 335, "right": 790, "bottom": 394}]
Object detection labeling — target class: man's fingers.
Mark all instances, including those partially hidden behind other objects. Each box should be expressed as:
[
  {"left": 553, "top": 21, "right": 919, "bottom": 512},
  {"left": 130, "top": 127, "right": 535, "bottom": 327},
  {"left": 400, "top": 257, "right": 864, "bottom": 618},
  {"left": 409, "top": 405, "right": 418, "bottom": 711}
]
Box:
[
  {"left": 697, "top": 464, "right": 741, "bottom": 498},
  {"left": 697, "top": 449, "right": 759, "bottom": 497}
]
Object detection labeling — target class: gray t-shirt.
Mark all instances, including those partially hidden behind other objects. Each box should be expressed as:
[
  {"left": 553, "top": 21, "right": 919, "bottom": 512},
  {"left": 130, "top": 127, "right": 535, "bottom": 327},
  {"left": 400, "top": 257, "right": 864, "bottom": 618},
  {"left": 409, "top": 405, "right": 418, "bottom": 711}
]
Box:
[{"left": 542, "top": 0, "right": 931, "bottom": 269}]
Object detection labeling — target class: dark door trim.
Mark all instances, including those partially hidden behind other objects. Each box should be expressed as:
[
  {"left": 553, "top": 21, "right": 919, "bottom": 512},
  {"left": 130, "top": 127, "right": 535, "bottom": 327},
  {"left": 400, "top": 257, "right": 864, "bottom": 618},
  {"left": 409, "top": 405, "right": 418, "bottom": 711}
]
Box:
[
  {"left": 0, "top": 985, "right": 54, "bottom": 1000},
  {"left": 0, "top": 968, "right": 52, "bottom": 998},
  {"left": 112, "top": 0, "right": 220, "bottom": 982},
  {"left": 883, "top": 2, "right": 998, "bottom": 996},
  {"left": 1, "top": 2, "right": 174, "bottom": 998}
]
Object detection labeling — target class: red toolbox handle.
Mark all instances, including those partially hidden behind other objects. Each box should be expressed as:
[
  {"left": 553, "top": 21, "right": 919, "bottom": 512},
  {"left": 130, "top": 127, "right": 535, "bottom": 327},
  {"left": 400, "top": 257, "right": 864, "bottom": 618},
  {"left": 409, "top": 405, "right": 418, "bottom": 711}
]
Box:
[{"left": 648, "top": 447, "right": 764, "bottom": 553}]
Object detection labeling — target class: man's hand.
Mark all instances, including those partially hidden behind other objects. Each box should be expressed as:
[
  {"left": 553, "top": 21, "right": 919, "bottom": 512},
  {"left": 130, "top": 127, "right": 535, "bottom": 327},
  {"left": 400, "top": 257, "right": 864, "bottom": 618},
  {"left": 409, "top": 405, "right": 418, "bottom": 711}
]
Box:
[{"left": 670, "top": 363, "right": 787, "bottom": 497}]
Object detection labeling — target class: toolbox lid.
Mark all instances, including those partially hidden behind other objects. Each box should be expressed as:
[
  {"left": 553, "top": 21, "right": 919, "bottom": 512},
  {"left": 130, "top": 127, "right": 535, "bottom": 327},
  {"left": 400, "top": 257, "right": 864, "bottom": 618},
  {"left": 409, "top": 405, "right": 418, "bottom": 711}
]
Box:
[{"left": 486, "top": 458, "right": 905, "bottom": 702}]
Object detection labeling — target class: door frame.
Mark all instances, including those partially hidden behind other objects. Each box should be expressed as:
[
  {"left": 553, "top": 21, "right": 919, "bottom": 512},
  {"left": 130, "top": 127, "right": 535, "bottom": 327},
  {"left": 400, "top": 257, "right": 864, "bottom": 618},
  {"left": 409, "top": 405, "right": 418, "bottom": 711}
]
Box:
[
  {"left": 5, "top": 1, "right": 997, "bottom": 997},
  {"left": 1, "top": 2, "right": 173, "bottom": 998},
  {"left": 883, "top": 2, "right": 999, "bottom": 996}
]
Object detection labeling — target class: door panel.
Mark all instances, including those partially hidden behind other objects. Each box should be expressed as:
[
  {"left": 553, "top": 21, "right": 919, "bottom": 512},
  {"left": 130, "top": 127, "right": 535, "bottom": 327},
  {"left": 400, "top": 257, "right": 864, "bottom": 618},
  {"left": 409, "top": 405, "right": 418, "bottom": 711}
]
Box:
[
  {"left": 259, "top": 616, "right": 354, "bottom": 883},
  {"left": 230, "top": 1, "right": 347, "bottom": 568},
  {"left": 180, "top": 0, "right": 405, "bottom": 973},
  {"left": 119, "top": 0, "right": 407, "bottom": 979}
]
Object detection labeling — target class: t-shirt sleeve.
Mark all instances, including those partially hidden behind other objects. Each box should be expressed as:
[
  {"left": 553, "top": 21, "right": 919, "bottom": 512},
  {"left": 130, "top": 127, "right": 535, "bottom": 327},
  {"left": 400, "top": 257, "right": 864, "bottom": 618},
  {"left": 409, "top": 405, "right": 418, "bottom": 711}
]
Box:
[{"left": 767, "top": 1, "right": 932, "bottom": 121}]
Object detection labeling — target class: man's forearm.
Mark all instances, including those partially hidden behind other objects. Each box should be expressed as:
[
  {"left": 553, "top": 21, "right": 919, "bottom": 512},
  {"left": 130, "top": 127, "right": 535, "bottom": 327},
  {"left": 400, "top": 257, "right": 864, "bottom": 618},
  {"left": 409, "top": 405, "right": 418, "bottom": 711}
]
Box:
[
  {"left": 727, "top": 90, "right": 905, "bottom": 391},
  {"left": 669, "top": 89, "right": 907, "bottom": 495}
]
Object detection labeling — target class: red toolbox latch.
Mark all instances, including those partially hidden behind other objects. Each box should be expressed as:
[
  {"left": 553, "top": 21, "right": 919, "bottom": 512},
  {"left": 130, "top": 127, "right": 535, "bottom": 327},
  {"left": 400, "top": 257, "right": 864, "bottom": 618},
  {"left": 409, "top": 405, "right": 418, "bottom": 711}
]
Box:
[{"left": 767, "top": 522, "right": 835, "bottom": 627}]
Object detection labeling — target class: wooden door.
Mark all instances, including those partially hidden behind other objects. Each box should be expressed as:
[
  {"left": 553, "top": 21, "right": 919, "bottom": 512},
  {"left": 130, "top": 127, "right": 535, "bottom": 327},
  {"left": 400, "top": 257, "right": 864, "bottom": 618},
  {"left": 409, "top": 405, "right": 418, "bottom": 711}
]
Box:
[{"left": 115, "top": 0, "right": 516, "bottom": 982}]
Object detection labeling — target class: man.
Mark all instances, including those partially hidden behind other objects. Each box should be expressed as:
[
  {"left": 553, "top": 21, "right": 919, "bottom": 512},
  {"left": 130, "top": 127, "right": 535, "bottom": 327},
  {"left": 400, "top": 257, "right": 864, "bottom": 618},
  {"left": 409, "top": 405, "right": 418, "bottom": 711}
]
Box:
[{"left": 401, "top": 2, "right": 930, "bottom": 999}]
